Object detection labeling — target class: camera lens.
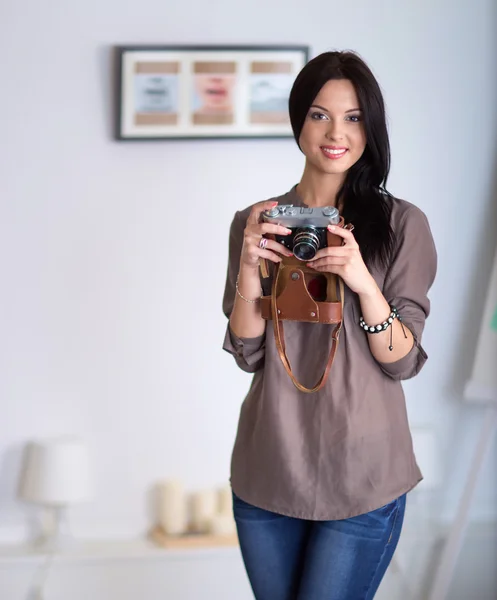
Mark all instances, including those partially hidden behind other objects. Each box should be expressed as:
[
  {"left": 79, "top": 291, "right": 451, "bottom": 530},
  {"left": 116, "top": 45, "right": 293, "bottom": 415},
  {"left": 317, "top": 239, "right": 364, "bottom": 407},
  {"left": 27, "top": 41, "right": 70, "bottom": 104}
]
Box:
[{"left": 293, "top": 227, "right": 320, "bottom": 261}]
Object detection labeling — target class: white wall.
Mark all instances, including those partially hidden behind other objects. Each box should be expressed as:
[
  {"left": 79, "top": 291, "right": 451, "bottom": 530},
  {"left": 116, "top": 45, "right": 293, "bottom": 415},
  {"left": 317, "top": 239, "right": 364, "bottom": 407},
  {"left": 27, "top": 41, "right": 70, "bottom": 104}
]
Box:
[{"left": 1, "top": 0, "right": 496, "bottom": 541}]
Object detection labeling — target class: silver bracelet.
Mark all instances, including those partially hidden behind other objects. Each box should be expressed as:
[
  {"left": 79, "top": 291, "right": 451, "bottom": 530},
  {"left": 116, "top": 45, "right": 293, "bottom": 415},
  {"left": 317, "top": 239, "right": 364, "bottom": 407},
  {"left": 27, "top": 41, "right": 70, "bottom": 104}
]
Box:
[{"left": 235, "top": 274, "right": 262, "bottom": 304}]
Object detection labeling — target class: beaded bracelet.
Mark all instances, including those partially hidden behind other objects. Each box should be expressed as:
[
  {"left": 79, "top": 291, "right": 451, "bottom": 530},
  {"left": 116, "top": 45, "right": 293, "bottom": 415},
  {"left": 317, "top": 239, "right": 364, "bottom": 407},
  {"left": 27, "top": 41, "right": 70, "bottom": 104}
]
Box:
[
  {"left": 235, "top": 274, "right": 262, "bottom": 304},
  {"left": 359, "top": 305, "right": 407, "bottom": 351}
]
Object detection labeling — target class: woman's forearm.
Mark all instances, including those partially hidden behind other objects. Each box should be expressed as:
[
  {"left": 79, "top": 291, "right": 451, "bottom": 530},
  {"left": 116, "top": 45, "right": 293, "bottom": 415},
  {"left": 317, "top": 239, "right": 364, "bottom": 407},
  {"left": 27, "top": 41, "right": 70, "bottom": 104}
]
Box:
[
  {"left": 358, "top": 282, "right": 414, "bottom": 363},
  {"left": 229, "top": 265, "right": 267, "bottom": 339}
]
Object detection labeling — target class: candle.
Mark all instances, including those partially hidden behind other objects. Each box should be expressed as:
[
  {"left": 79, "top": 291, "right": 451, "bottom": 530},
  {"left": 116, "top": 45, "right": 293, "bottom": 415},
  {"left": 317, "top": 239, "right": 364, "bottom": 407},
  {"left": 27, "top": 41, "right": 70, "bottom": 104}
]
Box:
[
  {"left": 190, "top": 490, "right": 217, "bottom": 533},
  {"left": 208, "top": 513, "right": 237, "bottom": 537},
  {"left": 218, "top": 484, "right": 233, "bottom": 516},
  {"left": 158, "top": 479, "right": 187, "bottom": 536}
]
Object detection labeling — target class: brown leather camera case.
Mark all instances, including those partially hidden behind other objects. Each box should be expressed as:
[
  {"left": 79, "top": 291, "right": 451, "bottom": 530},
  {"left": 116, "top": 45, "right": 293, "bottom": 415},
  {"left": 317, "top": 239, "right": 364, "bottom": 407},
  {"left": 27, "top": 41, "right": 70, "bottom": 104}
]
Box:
[{"left": 259, "top": 218, "right": 349, "bottom": 394}]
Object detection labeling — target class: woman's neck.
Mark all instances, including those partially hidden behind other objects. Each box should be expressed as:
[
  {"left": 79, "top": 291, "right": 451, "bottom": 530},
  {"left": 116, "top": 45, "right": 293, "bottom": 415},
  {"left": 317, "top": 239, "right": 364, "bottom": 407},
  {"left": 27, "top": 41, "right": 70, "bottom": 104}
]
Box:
[{"left": 296, "top": 164, "right": 345, "bottom": 208}]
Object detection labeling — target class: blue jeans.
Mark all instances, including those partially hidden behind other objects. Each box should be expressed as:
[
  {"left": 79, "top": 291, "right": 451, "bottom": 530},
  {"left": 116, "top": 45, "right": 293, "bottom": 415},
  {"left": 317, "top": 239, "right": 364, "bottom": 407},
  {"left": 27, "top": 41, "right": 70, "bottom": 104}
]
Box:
[{"left": 233, "top": 491, "right": 406, "bottom": 600}]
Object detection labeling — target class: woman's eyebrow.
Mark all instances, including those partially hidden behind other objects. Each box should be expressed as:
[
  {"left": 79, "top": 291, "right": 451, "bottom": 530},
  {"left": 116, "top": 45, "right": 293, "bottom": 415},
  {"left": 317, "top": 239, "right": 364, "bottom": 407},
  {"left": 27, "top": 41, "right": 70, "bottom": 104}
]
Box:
[
  {"left": 310, "top": 104, "right": 362, "bottom": 114},
  {"left": 310, "top": 104, "right": 329, "bottom": 112}
]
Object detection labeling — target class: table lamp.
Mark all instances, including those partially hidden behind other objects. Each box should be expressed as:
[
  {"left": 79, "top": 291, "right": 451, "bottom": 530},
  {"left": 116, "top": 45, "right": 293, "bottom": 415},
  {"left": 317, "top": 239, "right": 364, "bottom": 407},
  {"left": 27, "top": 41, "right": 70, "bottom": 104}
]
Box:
[{"left": 18, "top": 436, "right": 94, "bottom": 550}]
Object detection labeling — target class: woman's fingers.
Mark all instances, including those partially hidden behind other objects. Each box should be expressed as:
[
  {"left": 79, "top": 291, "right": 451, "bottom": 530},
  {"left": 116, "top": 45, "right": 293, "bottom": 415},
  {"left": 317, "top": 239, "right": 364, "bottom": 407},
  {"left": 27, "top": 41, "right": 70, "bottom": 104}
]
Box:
[
  {"left": 308, "top": 246, "right": 349, "bottom": 260},
  {"left": 242, "top": 202, "right": 294, "bottom": 266},
  {"left": 308, "top": 257, "right": 347, "bottom": 269},
  {"left": 246, "top": 235, "right": 292, "bottom": 256},
  {"left": 247, "top": 200, "right": 279, "bottom": 226},
  {"left": 246, "top": 222, "right": 292, "bottom": 237},
  {"left": 257, "top": 248, "right": 286, "bottom": 263},
  {"left": 327, "top": 224, "right": 358, "bottom": 247},
  {"left": 264, "top": 240, "right": 293, "bottom": 257},
  {"left": 242, "top": 245, "right": 285, "bottom": 265}
]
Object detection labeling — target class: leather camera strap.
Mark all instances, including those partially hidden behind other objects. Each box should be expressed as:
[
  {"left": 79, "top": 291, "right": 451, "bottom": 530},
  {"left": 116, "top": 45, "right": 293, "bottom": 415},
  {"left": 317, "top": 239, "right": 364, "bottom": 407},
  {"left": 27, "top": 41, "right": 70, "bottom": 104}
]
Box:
[{"left": 270, "top": 264, "right": 344, "bottom": 394}]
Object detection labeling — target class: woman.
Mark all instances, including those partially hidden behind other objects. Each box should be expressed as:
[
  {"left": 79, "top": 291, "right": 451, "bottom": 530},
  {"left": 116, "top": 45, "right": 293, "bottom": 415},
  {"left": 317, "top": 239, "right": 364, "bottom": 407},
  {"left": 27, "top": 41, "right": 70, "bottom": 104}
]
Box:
[{"left": 222, "top": 51, "right": 437, "bottom": 600}]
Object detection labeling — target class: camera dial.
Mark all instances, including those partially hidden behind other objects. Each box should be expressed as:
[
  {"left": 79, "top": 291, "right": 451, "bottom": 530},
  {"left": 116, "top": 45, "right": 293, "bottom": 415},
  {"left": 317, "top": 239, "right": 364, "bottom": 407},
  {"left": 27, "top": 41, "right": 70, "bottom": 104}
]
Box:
[
  {"left": 265, "top": 206, "right": 280, "bottom": 218},
  {"left": 322, "top": 206, "right": 339, "bottom": 218}
]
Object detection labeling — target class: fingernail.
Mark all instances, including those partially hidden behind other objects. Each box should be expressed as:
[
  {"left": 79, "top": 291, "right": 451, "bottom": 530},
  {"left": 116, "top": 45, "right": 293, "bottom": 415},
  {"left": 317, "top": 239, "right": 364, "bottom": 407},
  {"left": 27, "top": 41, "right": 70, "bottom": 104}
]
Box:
[
  {"left": 271, "top": 202, "right": 278, "bottom": 207},
  {"left": 328, "top": 225, "right": 336, "bottom": 231},
  {"left": 285, "top": 228, "right": 292, "bottom": 234}
]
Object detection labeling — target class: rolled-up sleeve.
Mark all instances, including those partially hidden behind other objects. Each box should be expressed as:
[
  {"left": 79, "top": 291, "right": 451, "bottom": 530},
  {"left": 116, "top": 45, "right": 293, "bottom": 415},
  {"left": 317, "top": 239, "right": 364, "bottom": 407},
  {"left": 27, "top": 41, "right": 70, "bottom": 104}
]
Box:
[
  {"left": 376, "top": 206, "right": 437, "bottom": 380},
  {"left": 222, "top": 210, "right": 266, "bottom": 373},
  {"left": 223, "top": 326, "right": 266, "bottom": 373}
]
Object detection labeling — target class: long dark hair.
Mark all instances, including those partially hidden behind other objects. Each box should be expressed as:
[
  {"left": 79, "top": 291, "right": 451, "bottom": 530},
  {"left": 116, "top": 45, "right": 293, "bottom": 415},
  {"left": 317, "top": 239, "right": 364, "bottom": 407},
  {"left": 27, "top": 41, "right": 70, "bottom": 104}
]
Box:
[{"left": 289, "top": 51, "right": 395, "bottom": 269}]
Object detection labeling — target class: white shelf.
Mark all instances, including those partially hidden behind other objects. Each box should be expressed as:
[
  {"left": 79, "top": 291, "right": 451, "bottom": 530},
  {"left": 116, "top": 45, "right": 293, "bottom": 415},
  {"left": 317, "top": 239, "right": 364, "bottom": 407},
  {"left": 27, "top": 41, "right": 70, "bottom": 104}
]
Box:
[
  {"left": 1, "top": 521, "right": 490, "bottom": 568},
  {"left": 0, "top": 538, "right": 240, "bottom": 565}
]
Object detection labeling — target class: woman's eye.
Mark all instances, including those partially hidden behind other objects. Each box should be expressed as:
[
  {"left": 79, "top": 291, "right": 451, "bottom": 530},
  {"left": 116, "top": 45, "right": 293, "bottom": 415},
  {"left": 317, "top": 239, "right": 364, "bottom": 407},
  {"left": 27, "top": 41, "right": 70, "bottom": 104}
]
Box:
[
  {"left": 310, "top": 111, "right": 328, "bottom": 120},
  {"left": 346, "top": 115, "right": 362, "bottom": 123}
]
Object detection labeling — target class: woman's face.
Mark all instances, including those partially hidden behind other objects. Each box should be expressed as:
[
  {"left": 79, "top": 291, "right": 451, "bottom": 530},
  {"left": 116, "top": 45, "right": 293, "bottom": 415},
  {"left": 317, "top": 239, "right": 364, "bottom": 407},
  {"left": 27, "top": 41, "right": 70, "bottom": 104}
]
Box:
[
  {"left": 194, "top": 75, "right": 235, "bottom": 110},
  {"left": 299, "top": 79, "right": 367, "bottom": 178}
]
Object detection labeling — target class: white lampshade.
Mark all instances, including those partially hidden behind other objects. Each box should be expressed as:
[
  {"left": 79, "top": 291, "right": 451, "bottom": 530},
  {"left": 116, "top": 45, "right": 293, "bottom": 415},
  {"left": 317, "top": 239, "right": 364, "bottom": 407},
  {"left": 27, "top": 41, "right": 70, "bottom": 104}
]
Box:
[{"left": 18, "top": 436, "right": 94, "bottom": 506}]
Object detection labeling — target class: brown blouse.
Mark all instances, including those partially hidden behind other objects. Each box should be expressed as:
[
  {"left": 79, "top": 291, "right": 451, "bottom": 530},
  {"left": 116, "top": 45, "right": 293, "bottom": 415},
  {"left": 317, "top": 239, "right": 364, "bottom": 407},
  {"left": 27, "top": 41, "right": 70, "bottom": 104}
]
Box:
[{"left": 222, "top": 185, "right": 437, "bottom": 520}]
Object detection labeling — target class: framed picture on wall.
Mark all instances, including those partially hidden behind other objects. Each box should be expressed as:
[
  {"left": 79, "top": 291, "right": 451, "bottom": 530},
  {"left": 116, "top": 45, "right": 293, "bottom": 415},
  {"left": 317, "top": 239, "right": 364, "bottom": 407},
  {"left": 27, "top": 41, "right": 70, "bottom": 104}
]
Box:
[{"left": 114, "top": 45, "right": 310, "bottom": 141}]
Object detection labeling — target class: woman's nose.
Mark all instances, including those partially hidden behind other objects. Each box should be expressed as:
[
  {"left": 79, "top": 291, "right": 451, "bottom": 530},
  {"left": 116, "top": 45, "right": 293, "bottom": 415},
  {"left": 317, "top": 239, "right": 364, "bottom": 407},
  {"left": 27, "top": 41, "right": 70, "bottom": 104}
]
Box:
[{"left": 325, "top": 120, "right": 344, "bottom": 141}]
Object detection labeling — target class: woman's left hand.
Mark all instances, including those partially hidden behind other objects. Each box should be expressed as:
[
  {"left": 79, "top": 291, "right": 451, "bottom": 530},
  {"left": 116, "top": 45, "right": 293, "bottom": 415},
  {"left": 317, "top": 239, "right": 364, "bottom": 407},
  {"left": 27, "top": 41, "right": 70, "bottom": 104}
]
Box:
[{"left": 307, "top": 225, "right": 378, "bottom": 297}]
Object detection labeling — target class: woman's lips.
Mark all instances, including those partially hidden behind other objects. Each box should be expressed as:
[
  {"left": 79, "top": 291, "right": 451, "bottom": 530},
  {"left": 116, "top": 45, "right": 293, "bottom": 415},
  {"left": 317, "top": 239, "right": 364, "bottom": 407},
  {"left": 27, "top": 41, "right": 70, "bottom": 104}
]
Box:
[
  {"left": 321, "top": 147, "right": 348, "bottom": 160},
  {"left": 207, "top": 88, "right": 228, "bottom": 97}
]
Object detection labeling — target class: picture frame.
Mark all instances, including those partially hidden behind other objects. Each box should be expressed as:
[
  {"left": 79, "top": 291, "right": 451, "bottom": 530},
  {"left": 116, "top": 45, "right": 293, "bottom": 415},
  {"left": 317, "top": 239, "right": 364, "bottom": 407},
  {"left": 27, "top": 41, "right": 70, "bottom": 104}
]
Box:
[{"left": 114, "top": 45, "right": 310, "bottom": 141}]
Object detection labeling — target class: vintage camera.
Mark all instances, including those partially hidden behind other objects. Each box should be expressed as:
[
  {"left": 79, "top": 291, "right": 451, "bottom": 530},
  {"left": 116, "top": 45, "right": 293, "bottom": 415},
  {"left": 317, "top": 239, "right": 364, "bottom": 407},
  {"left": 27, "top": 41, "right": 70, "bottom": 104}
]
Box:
[{"left": 262, "top": 204, "right": 341, "bottom": 261}]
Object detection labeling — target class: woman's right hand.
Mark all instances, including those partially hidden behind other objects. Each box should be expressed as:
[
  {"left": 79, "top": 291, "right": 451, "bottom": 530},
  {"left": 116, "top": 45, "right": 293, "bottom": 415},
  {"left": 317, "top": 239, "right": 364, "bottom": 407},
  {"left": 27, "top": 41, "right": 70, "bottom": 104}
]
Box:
[{"left": 240, "top": 201, "right": 293, "bottom": 269}]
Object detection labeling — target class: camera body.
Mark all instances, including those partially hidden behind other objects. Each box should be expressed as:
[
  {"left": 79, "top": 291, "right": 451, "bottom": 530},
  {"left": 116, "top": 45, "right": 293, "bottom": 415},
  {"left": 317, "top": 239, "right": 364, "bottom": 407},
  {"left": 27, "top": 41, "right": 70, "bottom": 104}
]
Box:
[{"left": 262, "top": 204, "right": 341, "bottom": 261}]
